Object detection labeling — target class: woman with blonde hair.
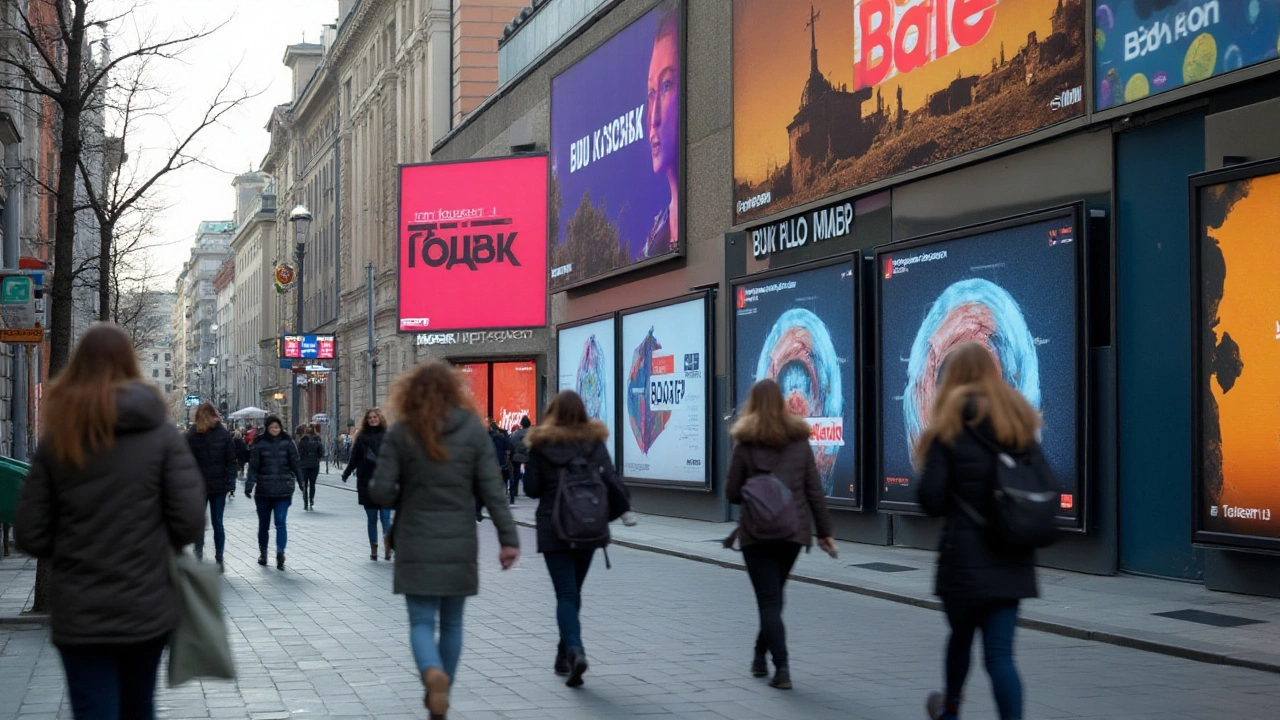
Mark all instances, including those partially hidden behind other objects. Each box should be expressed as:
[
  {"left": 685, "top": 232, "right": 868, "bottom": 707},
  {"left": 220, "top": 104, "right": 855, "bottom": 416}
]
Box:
[
  {"left": 186, "top": 402, "right": 238, "bottom": 569},
  {"left": 370, "top": 362, "right": 519, "bottom": 720},
  {"left": 916, "top": 342, "right": 1043, "bottom": 720},
  {"left": 16, "top": 323, "right": 205, "bottom": 719},
  {"left": 725, "top": 379, "right": 835, "bottom": 690},
  {"left": 343, "top": 407, "right": 391, "bottom": 559}
]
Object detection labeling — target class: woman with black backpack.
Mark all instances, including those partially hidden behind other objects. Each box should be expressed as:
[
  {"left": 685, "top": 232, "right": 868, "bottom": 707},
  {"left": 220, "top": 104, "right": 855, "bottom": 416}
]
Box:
[
  {"left": 524, "top": 390, "right": 629, "bottom": 688},
  {"left": 725, "top": 379, "right": 836, "bottom": 691},
  {"left": 916, "top": 342, "right": 1043, "bottom": 720}
]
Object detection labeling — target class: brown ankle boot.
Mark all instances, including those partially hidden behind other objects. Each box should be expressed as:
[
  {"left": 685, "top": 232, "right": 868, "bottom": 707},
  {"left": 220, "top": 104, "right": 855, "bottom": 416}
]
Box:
[
  {"left": 384, "top": 534, "right": 392, "bottom": 560},
  {"left": 422, "top": 668, "right": 450, "bottom": 715},
  {"left": 370, "top": 543, "right": 378, "bottom": 561}
]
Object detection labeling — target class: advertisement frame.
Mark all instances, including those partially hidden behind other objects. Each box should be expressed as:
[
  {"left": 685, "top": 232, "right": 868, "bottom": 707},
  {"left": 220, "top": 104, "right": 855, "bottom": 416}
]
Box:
[
  {"left": 556, "top": 311, "right": 621, "bottom": 473},
  {"left": 617, "top": 290, "right": 714, "bottom": 491},
  {"left": 1189, "top": 157, "right": 1280, "bottom": 555},
  {"left": 547, "top": 0, "right": 688, "bottom": 293},
  {"left": 729, "top": 254, "right": 864, "bottom": 508},
  {"left": 448, "top": 354, "right": 544, "bottom": 424},
  {"left": 873, "top": 204, "right": 1090, "bottom": 528},
  {"left": 279, "top": 333, "right": 336, "bottom": 360},
  {"left": 728, "top": 0, "right": 1092, "bottom": 232},
  {"left": 396, "top": 153, "right": 550, "bottom": 334}
]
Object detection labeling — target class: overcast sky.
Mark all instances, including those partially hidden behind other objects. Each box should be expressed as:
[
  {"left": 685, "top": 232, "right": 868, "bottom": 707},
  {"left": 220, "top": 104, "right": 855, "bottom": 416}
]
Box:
[{"left": 98, "top": 0, "right": 339, "bottom": 285}]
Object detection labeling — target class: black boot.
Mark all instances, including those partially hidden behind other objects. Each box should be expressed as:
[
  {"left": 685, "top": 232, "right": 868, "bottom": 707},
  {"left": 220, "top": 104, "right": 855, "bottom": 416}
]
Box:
[
  {"left": 276, "top": 552, "right": 286, "bottom": 570},
  {"left": 769, "top": 665, "right": 792, "bottom": 690},
  {"left": 554, "top": 641, "right": 570, "bottom": 676},
  {"left": 751, "top": 649, "right": 768, "bottom": 678},
  {"left": 565, "top": 647, "right": 588, "bottom": 688},
  {"left": 257, "top": 550, "right": 267, "bottom": 566}
]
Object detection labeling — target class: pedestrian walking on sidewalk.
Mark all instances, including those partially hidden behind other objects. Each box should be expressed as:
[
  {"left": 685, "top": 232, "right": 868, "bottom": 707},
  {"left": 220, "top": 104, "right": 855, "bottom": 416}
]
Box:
[
  {"left": 15, "top": 323, "right": 206, "bottom": 720},
  {"left": 343, "top": 408, "right": 391, "bottom": 559},
  {"left": 186, "top": 403, "right": 238, "bottom": 570},
  {"left": 508, "top": 415, "right": 532, "bottom": 503},
  {"left": 246, "top": 415, "right": 302, "bottom": 570},
  {"left": 369, "top": 361, "right": 520, "bottom": 720},
  {"left": 231, "top": 429, "right": 250, "bottom": 499},
  {"left": 524, "top": 390, "right": 630, "bottom": 688},
  {"left": 916, "top": 342, "right": 1042, "bottom": 720},
  {"left": 485, "top": 420, "right": 513, "bottom": 519},
  {"left": 297, "top": 424, "right": 325, "bottom": 511},
  {"left": 725, "top": 379, "right": 836, "bottom": 691}
]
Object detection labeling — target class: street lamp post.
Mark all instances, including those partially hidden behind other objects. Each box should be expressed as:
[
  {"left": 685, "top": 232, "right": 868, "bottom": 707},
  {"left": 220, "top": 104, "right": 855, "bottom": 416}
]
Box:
[
  {"left": 288, "top": 205, "right": 312, "bottom": 433},
  {"left": 209, "top": 357, "right": 218, "bottom": 412}
]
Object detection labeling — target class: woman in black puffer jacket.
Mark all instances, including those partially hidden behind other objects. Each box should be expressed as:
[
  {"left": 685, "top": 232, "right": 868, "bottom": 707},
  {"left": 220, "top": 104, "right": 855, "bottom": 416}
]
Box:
[
  {"left": 296, "top": 424, "right": 325, "bottom": 511},
  {"left": 342, "top": 408, "right": 390, "bottom": 560},
  {"left": 246, "top": 415, "right": 302, "bottom": 570},
  {"left": 186, "top": 403, "right": 238, "bottom": 568},
  {"left": 916, "top": 342, "right": 1043, "bottom": 720}
]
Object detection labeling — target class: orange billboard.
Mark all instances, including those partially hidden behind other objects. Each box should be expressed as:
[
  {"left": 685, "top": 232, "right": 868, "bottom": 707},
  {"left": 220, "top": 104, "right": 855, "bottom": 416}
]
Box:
[
  {"left": 493, "top": 361, "right": 538, "bottom": 431},
  {"left": 1195, "top": 162, "right": 1280, "bottom": 550},
  {"left": 457, "top": 363, "right": 490, "bottom": 418},
  {"left": 732, "top": 0, "right": 1087, "bottom": 225}
]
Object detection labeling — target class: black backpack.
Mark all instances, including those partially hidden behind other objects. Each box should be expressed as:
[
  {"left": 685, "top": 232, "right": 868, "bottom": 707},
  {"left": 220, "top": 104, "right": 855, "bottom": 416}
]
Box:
[
  {"left": 956, "top": 427, "right": 1060, "bottom": 549},
  {"left": 738, "top": 451, "right": 800, "bottom": 541},
  {"left": 552, "top": 450, "right": 611, "bottom": 546}
]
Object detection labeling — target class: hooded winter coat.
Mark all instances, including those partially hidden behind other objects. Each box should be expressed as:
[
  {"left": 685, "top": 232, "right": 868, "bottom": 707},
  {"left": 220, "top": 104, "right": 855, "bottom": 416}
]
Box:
[
  {"left": 186, "top": 423, "right": 238, "bottom": 495},
  {"left": 916, "top": 411, "right": 1040, "bottom": 601},
  {"left": 368, "top": 408, "right": 519, "bottom": 596},
  {"left": 523, "top": 420, "right": 629, "bottom": 553},
  {"left": 15, "top": 381, "right": 206, "bottom": 645},
  {"left": 246, "top": 431, "right": 301, "bottom": 498},
  {"left": 725, "top": 413, "right": 833, "bottom": 549},
  {"left": 297, "top": 433, "right": 325, "bottom": 470},
  {"left": 343, "top": 425, "right": 386, "bottom": 507}
]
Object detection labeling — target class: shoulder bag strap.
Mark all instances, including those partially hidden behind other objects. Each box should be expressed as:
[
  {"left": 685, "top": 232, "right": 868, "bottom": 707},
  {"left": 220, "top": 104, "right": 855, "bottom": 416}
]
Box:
[{"left": 950, "top": 427, "right": 989, "bottom": 529}]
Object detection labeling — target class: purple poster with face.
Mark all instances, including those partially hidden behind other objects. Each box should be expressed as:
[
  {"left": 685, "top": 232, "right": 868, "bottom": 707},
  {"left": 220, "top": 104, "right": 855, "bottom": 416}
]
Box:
[{"left": 549, "top": 0, "right": 683, "bottom": 291}]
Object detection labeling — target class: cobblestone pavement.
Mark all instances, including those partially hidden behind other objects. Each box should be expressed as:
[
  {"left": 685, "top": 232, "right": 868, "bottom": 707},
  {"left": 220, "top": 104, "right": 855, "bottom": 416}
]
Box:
[{"left": 2, "top": 479, "right": 1279, "bottom": 719}]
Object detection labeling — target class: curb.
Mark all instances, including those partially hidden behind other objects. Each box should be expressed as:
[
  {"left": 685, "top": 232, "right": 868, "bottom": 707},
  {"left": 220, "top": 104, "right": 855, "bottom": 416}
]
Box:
[
  {"left": 0, "top": 613, "right": 48, "bottom": 627},
  {"left": 508, "top": 519, "right": 1280, "bottom": 676}
]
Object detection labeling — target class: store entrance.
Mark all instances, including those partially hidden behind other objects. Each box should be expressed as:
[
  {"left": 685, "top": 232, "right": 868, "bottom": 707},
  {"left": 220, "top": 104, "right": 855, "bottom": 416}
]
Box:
[{"left": 456, "top": 360, "right": 539, "bottom": 431}]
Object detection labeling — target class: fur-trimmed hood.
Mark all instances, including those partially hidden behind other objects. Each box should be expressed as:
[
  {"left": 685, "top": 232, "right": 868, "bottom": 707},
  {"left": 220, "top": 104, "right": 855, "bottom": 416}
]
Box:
[
  {"left": 729, "top": 412, "right": 811, "bottom": 447},
  {"left": 525, "top": 419, "right": 609, "bottom": 449}
]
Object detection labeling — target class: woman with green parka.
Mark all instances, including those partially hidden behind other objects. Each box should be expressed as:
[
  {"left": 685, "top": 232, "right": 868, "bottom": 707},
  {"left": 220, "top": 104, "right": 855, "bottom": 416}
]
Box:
[{"left": 369, "top": 361, "right": 520, "bottom": 720}]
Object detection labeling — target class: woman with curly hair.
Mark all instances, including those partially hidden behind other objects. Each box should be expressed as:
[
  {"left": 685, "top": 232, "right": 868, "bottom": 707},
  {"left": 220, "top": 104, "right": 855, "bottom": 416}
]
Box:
[
  {"left": 369, "top": 361, "right": 519, "bottom": 720},
  {"left": 343, "top": 408, "right": 391, "bottom": 559}
]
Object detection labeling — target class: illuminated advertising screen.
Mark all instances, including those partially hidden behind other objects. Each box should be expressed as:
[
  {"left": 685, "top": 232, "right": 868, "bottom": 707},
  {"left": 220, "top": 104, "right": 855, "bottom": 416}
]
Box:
[
  {"left": 557, "top": 316, "right": 617, "bottom": 450},
  {"left": 458, "top": 363, "right": 490, "bottom": 417},
  {"left": 876, "top": 210, "right": 1083, "bottom": 523},
  {"left": 549, "top": 0, "right": 684, "bottom": 290},
  {"left": 1095, "top": 1, "right": 1280, "bottom": 111},
  {"left": 733, "top": 260, "right": 859, "bottom": 503},
  {"left": 620, "top": 294, "right": 710, "bottom": 487},
  {"left": 732, "top": 0, "right": 1087, "bottom": 225},
  {"left": 493, "top": 361, "right": 538, "bottom": 430},
  {"left": 398, "top": 155, "right": 548, "bottom": 332},
  {"left": 281, "top": 334, "right": 335, "bottom": 360},
  {"left": 1193, "top": 161, "right": 1280, "bottom": 552}
]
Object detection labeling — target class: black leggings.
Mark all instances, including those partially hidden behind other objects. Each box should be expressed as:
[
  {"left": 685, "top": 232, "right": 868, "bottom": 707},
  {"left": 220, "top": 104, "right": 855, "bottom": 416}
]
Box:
[
  {"left": 742, "top": 541, "right": 801, "bottom": 667},
  {"left": 301, "top": 467, "right": 319, "bottom": 504}
]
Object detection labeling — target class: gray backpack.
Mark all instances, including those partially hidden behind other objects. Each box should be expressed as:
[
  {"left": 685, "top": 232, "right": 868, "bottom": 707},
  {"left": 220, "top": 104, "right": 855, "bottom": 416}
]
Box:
[{"left": 739, "top": 452, "right": 799, "bottom": 541}]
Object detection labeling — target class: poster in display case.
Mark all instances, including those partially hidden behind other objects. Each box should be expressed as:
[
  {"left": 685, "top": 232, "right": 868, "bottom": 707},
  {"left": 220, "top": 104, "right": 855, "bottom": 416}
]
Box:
[
  {"left": 557, "top": 314, "right": 618, "bottom": 461},
  {"left": 1192, "top": 159, "right": 1280, "bottom": 553},
  {"left": 619, "top": 293, "right": 712, "bottom": 489},
  {"left": 875, "top": 207, "right": 1087, "bottom": 527},
  {"left": 732, "top": 257, "right": 861, "bottom": 505}
]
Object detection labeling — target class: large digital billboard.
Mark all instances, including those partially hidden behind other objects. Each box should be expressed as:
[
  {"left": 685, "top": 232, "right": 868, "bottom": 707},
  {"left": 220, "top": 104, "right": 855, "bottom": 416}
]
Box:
[
  {"left": 732, "top": 0, "right": 1087, "bottom": 225},
  {"left": 557, "top": 316, "right": 617, "bottom": 452},
  {"left": 281, "top": 334, "right": 335, "bottom": 360},
  {"left": 1095, "top": 1, "right": 1280, "bottom": 111},
  {"left": 733, "top": 260, "right": 860, "bottom": 503},
  {"left": 456, "top": 361, "right": 539, "bottom": 429},
  {"left": 549, "top": 0, "right": 684, "bottom": 291},
  {"left": 398, "top": 155, "right": 548, "bottom": 332},
  {"left": 1193, "top": 160, "right": 1280, "bottom": 552},
  {"left": 876, "top": 210, "right": 1083, "bottom": 523},
  {"left": 620, "top": 294, "right": 710, "bottom": 487}
]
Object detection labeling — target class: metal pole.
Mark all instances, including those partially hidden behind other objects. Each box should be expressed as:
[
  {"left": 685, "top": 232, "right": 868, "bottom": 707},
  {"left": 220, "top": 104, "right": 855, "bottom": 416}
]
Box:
[
  {"left": 293, "top": 242, "right": 306, "bottom": 432},
  {"left": 3, "top": 142, "right": 27, "bottom": 460},
  {"left": 366, "top": 262, "right": 376, "bottom": 408}
]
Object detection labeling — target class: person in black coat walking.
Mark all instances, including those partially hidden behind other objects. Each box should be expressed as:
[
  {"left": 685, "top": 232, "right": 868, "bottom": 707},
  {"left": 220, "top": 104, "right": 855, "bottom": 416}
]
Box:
[
  {"left": 342, "top": 408, "right": 390, "bottom": 560},
  {"left": 186, "top": 404, "right": 239, "bottom": 568},
  {"left": 246, "top": 415, "right": 302, "bottom": 570},
  {"left": 524, "top": 390, "right": 629, "bottom": 688},
  {"left": 231, "top": 429, "right": 250, "bottom": 498},
  {"left": 297, "top": 424, "right": 325, "bottom": 511},
  {"left": 484, "top": 421, "right": 513, "bottom": 519},
  {"left": 916, "top": 342, "right": 1042, "bottom": 720},
  {"left": 508, "top": 415, "right": 532, "bottom": 503}
]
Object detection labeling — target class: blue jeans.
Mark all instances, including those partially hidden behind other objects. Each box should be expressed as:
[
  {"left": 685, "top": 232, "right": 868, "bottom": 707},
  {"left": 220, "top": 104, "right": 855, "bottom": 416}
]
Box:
[
  {"left": 195, "top": 493, "right": 227, "bottom": 561},
  {"left": 942, "top": 598, "right": 1022, "bottom": 720},
  {"left": 255, "top": 496, "right": 291, "bottom": 553},
  {"left": 405, "top": 595, "right": 466, "bottom": 679},
  {"left": 367, "top": 507, "right": 392, "bottom": 544},
  {"left": 544, "top": 549, "right": 595, "bottom": 652},
  {"left": 57, "top": 634, "right": 167, "bottom": 720}
]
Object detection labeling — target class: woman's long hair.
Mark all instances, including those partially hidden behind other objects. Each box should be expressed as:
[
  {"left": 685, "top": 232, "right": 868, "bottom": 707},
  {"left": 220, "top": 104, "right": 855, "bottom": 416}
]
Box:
[
  {"left": 390, "top": 362, "right": 468, "bottom": 461},
  {"left": 911, "top": 342, "right": 1041, "bottom": 469},
  {"left": 543, "top": 390, "right": 590, "bottom": 428},
  {"left": 45, "top": 323, "right": 144, "bottom": 468},
  {"left": 194, "top": 403, "right": 221, "bottom": 433},
  {"left": 729, "top": 379, "right": 812, "bottom": 447}
]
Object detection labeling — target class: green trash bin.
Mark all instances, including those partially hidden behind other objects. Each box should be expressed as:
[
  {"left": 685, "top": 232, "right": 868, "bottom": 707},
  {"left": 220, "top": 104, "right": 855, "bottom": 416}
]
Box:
[{"left": 0, "top": 456, "right": 30, "bottom": 525}]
